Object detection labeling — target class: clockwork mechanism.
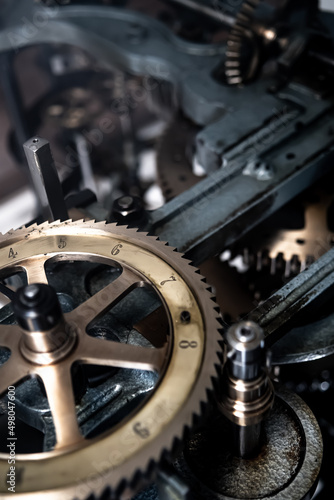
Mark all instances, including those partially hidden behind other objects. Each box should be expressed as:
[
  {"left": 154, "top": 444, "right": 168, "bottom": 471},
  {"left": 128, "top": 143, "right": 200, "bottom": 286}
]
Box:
[{"left": 0, "top": 220, "right": 220, "bottom": 500}]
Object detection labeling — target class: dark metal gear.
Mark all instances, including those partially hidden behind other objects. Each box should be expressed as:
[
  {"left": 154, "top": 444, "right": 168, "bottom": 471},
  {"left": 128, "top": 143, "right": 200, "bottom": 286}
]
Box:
[{"left": 224, "top": 0, "right": 321, "bottom": 86}]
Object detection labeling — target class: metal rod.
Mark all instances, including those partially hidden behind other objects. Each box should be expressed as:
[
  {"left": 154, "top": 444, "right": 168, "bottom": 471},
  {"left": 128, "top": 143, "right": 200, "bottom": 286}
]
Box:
[
  {"left": 219, "top": 321, "right": 274, "bottom": 459},
  {"left": 23, "top": 137, "right": 69, "bottom": 222},
  {"left": 0, "top": 282, "right": 16, "bottom": 302},
  {"left": 233, "top": 422, "right": 261, "bottom": 459},
  {"left": 248, "top": 244, "right": 334, "bottom": 346}
]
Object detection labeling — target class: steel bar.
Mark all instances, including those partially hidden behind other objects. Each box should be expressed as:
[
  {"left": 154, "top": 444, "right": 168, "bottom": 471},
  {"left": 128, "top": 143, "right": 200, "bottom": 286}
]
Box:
[
  {"left": 150, "top": 111, "right": 334, "bottom": 265},
  {"left": 248, "top": 246, "right": 334, "bottom": 347},
  {"left": 23, "top": 137, "right": 69, "bottom": 222}
]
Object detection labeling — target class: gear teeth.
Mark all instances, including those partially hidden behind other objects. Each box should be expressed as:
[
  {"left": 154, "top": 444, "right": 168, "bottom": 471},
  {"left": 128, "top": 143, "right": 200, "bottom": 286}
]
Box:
[
  {"left": 225, "top": 60, "right": 241, "bottom": 68},
  {"left": 229, "top": 77, "right": 243, "bottom": 85},
  {"left": 243, "top": 3, "right": 256, "bottom": 13},
  {"left": 237, "top": 13, "right": 251, "bottom": 23},
  {"left": 48, "top": 218, "right": 62, "bottom": 226},
  {"left": 233, "top": 25, "right": 247, "bottom": 33},
  {"left": 235, "top": 244, "right": 322, "bottom": 286},
  {"left": 227, "top": 45, "right": 242, "bottom": 53},
  {"left": 0, "top": 220, "right": 222, "bottom": 500},
  {"left": 224, "top": 0, "right": 260, "bottom": 85},
  {"left": 229, "top": 34, "right": 243, "bottom": 42},
  {"left": 226, "top": 69, "right": 243, "bottom": 77},
  {"left": 226, "top": 51, "right": 241, "bottom": 58}
]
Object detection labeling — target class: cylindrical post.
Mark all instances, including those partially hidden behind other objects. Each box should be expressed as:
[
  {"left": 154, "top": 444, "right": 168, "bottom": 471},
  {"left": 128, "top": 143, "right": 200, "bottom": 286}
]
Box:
[{"left": 218, "top": 321, "right": 274, "bottom": 458}]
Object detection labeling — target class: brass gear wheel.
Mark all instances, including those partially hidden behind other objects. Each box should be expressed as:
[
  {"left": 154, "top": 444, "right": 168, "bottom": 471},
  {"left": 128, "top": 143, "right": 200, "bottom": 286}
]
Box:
[{"left": 0, "top": 220, "right": 221, "bottom": 499}]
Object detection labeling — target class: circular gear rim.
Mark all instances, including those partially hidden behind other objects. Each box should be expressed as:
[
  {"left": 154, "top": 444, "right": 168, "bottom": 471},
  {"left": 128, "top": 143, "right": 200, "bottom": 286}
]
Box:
[{"left": 0, "top": 219, "right": 221, "bottom": 500}]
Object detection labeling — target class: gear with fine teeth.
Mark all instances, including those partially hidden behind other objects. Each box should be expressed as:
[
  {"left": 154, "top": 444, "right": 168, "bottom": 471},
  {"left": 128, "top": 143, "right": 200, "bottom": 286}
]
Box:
[
  {"left": 224, "top": 0, "right": 318, "bottom": 86},
  {"left": 224, "top": 0, "right": 261, "bottom": 85},
  {"left": 0, "top": 220, "right": 221, "bottom": 500},
  {"left": 240, "top": 191, "right": 334, "bottom": 278}
]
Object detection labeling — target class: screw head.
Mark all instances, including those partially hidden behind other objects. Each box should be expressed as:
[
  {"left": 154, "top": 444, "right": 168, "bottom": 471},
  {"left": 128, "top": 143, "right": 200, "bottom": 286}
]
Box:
[
  {"left": 13, "top": 283, "right": 63, "bottom": 332},
  {"left": 23, "top": 284, "right": 41, "bottom": 301},
  {"left": 111, "top": 195, "right": 146, "bottom": 225},
  {"left": 235, "top": 325, "right": 256, "bottom": 343},
  {"left": 118, "top": 196, "right": 134, "bottom": 210}
]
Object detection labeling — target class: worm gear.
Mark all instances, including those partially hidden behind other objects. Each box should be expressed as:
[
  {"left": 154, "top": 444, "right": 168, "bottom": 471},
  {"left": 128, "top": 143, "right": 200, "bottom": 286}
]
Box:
[{"left": 0, "top": 220, "right": 221, "bottom": 500}]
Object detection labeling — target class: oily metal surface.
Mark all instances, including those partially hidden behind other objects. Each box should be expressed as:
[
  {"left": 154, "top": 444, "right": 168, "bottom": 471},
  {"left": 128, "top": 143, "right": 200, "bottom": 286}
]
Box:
[
  {"left": 248, "top": 244, "right": 334, "bottom": 355},
  {"left": 272, "top": 312, "right": 334, "bottom": 364},
  {"left": 175, "top": 388, "right": 322, "bottom": 499},
  {"left": 0, "top": 220, "right": 221, "bottom": 500}
]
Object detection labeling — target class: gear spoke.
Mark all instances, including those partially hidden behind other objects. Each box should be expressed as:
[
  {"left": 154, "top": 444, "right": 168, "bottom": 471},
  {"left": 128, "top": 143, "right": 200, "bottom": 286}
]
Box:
[
  {"left": 133, "top": 306, "right": 168, "bottom": 348},
  {"left": 39, "top": 364, "right": 83, "bottom": 449},
  {"left": 68, "top": 267, "right": 144, "bottom": 329},
  {"left": 24, "top": 258, "right": 49, "bottom": 285},
  {"left": 0, "top": 357, "right": 28, "bottom": 396},
  {"left": 78, "top": 336, "right": 167, "bottom": 373},
  {"left": 0, "top": 281, "right": 16, "bottom": 301},
  {"left": 0, "top": 325, "right": 21, "bottom": 349},
  {"left": 0, "top": 220, "right": 219, "bottom": 498}
]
